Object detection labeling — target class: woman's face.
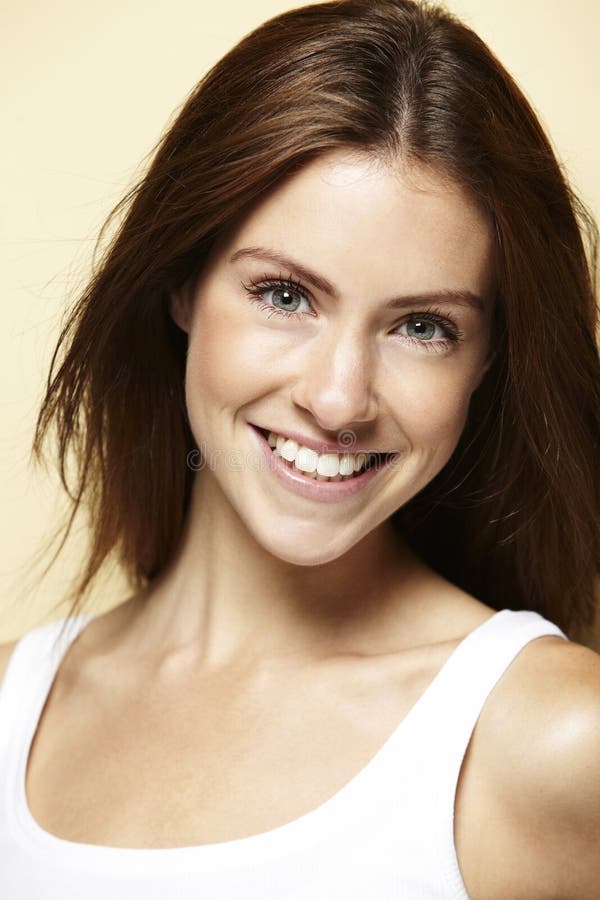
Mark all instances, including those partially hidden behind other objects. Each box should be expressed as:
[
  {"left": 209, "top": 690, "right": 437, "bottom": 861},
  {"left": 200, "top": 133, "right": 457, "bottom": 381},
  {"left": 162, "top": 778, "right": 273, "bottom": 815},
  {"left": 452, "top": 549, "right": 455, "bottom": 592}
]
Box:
[{"left": 171, "top": 150, "right": 495, "bottom": 565}]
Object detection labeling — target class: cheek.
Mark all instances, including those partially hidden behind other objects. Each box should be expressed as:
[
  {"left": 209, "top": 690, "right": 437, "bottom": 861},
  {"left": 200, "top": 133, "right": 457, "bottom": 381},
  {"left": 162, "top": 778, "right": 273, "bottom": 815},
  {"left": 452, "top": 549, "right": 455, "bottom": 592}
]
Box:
[
  {"left": 184, "top": 300, "right": 274, "bottom": 418},
  {"left": 390, "top": 366, "right": 474, "bottom": 456}
]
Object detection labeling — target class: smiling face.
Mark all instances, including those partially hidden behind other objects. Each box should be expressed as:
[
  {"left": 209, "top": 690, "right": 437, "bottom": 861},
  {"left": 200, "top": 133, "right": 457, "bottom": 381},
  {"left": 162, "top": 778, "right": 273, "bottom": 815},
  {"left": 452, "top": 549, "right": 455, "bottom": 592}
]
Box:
[{"left": 170, "top": 150, "right": 496, "bottom": 566}]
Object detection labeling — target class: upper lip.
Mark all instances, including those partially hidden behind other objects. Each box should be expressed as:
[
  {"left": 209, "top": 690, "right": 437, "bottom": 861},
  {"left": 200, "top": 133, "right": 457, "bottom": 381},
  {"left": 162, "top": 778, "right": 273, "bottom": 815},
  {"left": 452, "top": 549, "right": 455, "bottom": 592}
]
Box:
[{"left": 251, "top": 423, "right": 394, "bottom": 456}]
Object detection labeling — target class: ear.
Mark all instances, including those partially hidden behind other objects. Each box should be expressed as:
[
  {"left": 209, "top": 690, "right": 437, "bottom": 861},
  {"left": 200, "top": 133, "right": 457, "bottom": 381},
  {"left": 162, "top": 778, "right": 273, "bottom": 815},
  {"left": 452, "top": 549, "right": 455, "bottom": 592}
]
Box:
[{"left": 168, "top": 285, "right": 194, "bottom": 334}]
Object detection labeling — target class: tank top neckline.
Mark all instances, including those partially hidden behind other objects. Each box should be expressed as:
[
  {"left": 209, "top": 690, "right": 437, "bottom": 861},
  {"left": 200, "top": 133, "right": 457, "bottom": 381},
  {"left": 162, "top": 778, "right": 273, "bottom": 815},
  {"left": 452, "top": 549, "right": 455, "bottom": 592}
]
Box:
[{"left": 12, "top": 608, "right": 508, "bottom": 873}]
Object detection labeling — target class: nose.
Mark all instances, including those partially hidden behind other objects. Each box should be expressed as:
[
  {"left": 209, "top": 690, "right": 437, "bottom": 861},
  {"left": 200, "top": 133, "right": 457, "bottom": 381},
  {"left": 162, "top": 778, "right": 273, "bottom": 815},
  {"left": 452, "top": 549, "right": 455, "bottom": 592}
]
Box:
[{"left": 290, "top": 327, "right": 379, "bottom": 432}]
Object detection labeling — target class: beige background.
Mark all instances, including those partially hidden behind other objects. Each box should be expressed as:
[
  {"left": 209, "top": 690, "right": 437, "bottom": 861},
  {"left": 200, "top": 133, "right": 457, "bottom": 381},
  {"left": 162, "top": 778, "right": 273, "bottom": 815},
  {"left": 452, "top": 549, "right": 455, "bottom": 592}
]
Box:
[{"left": 2, "top": 0, "right": 599, "bottom": 642}]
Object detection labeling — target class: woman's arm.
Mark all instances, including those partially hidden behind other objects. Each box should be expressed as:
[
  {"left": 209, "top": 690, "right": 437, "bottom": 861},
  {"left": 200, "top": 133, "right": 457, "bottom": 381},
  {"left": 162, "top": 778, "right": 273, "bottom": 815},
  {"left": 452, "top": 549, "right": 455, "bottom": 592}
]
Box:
[
  {"left": 521, "top": 641, "right": 600, "bottom": 899},
  {"left": 464, "top": 638, "right": 600, "bottom": 900}
]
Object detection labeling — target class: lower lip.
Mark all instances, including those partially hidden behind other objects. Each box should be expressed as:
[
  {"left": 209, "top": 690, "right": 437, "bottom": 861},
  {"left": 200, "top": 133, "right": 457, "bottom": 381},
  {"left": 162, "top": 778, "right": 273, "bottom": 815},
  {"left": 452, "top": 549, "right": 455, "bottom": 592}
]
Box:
[{"left": 247, "top": 424, "right": 400, "bottom": 502}]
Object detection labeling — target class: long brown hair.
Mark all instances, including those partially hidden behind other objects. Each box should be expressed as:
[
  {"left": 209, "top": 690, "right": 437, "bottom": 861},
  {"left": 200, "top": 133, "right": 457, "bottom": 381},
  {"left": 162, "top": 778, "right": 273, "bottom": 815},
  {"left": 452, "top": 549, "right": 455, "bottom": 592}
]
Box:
[{"left": 31, "top": 0, "right": 599, "bottom": 640}]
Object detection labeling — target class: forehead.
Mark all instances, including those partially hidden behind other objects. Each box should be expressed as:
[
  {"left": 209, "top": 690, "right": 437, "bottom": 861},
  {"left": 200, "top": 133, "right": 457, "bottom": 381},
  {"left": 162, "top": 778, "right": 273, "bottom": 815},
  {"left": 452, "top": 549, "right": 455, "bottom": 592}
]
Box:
[{"left": 219, "top": 150, "right": 494, "bottom": 302}]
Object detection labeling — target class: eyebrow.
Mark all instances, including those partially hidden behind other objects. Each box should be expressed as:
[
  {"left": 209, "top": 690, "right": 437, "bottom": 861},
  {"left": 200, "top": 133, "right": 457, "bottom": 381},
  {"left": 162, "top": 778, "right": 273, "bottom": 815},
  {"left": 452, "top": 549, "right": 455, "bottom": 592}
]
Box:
[{"left": 229, "top": 246, "right": 485, "bottom": 313}]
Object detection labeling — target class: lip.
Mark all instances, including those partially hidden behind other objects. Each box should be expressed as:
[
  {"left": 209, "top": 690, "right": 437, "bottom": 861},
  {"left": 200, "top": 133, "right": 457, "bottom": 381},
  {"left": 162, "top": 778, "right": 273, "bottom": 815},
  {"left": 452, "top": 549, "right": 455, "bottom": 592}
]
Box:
[
  {"left": 248, "top": 423, "right": 400, "bottom": 503},
  {"left": 251, "top": 424, "right": 388, "bottom": 456}
]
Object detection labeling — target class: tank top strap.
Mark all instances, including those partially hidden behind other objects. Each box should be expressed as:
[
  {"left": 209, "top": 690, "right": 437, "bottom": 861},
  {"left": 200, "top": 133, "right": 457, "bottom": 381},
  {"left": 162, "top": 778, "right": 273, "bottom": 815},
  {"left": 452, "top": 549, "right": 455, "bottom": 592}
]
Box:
[
  {"left": 423, "top": 607, "right": 566, "bottom": 748},
  {"left": 401, "top": 608, "right": 568, "bottom": 897},
  {"left": 0, "top": 616, "right": 92, "bottom": 776}
]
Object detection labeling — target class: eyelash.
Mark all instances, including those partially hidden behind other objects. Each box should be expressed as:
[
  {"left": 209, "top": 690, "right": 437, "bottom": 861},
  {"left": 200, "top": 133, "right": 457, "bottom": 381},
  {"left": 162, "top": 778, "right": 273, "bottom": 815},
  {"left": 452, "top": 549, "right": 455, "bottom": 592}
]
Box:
[{"left": 240, "top": 273, "right": 464, "bottom": 352}]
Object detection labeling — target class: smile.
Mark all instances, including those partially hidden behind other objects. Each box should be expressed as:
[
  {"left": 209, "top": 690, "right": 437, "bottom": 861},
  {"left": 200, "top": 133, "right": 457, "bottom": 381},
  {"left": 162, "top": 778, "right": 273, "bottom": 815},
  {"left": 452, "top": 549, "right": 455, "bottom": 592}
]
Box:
[
  {"left": 249, "top": 424, "right": 401, "bottom": 502},
  {"left": 266, "top": 429, "right": 381, "bottom": 480}
]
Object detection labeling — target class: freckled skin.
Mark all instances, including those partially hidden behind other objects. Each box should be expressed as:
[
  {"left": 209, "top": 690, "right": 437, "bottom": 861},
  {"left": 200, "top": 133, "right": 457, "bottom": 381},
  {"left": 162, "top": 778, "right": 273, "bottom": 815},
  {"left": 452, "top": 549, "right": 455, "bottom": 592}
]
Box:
[{"left": 171, "top": 151, "right": 495, "bottom": 568}]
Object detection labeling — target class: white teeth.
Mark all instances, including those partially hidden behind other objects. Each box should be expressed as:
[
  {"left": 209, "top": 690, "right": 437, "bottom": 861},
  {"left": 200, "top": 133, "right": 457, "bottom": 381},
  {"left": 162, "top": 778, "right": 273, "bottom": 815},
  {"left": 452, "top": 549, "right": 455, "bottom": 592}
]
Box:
[
  {"left": 281, "top": 439, "right": 299, "bottom": 462},
  {"left": 295, "top": 446, "right": 318, "bottom": 473},
  {"left": 316, "top": 453, "right": 340, "bottom": 477},
  {"left": 339, "top": 453, "right": 354, "bottom": 476},
  {"left": 266, "top": 430, "right": 378, "bottom": 480}
]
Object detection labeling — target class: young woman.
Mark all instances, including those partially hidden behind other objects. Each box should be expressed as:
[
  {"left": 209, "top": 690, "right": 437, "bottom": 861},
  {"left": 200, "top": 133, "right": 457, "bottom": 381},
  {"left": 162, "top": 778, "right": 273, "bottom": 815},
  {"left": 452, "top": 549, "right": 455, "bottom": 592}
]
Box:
[{"left": 1, "top": 1, "right": 599, "bottom": 897}]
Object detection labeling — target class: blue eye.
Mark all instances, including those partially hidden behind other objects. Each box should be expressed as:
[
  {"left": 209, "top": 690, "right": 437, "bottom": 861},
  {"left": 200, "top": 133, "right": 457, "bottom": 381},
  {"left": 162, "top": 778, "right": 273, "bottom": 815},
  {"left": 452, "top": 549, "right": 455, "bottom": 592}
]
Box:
[
  {"left": 241, "top": 276, "right": 313, "bottom": 319},
  {"left": 262, "top": 284, "right": 310, "bottom": 314},
  {"left": 241, "top": 275, "right": 463, "bottom": 350},
  {"left": 399, "top": 317, "right": 449, "bottom": 342}
]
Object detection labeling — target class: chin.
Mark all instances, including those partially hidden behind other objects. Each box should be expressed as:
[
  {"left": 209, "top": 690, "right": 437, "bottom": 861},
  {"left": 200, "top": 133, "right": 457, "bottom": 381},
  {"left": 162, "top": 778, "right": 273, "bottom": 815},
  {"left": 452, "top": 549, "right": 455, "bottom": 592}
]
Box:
[
  {"left": 247, "top": 517, "right": 360, "bottom": 568},
  {"left": 246, "top": 501, "right": 399, "bottom": 568},
  {"left": 276, "top": 545, "right": 351, "bottom": 568}
]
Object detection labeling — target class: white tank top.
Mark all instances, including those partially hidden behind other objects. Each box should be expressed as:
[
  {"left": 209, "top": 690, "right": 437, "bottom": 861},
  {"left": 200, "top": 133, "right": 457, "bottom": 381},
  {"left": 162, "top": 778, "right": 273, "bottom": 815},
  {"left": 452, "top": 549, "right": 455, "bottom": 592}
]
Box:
[{"left": 0, "top": 609, "right": 567, "bottom": 899}]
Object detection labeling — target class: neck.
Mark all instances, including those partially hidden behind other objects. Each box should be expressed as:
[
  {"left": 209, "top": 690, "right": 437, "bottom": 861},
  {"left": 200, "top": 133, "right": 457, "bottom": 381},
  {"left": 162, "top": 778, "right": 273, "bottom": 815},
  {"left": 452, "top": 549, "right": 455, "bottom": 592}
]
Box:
[{"left": 121, "top": 472, "right": 428, "bottom": 669}]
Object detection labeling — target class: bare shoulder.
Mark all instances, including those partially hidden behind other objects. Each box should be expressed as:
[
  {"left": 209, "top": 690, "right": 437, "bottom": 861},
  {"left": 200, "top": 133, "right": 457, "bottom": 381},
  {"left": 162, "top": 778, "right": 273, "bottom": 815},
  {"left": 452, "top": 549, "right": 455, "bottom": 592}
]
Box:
[
  {"left": 0, "top": 639, "right": 20, "bottom": 688},
  {"left": 459, "top": 634, "right": 600, "bottom": 900},
  {"left": 484, "top": 635, "right": 600, "bottom": 789}
]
